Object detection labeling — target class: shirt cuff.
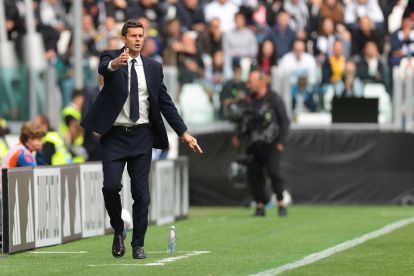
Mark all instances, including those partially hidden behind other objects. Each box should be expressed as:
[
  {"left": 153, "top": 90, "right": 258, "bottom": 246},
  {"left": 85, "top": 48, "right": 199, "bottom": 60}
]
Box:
[{"left": 108, "top": 60, "right": 117, "bottom": 71}]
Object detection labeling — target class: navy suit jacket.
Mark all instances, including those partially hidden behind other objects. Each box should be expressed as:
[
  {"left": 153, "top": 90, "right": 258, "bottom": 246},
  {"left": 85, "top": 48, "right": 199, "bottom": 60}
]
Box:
[{"left": 81, "top": 48, "right": 187, "bottom": 149}]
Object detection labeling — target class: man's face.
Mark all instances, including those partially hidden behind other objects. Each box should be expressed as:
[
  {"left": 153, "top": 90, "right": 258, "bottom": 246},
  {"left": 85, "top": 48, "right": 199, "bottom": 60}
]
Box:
[
  {"left": 293, "top": 41, "right": 305, "bottom": 59},
  {"left": 247, "top": 71, "right": 260, "bottom": 94},
  {"left": 359, "top": 17, "right": 372, "bottom": 33},
  {"left": 278, "top": 12, "right": 289, "bottom": 28},
  {"left": 122, "top": 27, "right": 145, "bottom": 53},
  {"left": 185, "top": 0, "right": 198, "bottom": 9},
  {"left": 333, "top": 41, "right": 343, "bottom": 56},
  {"left": 364, "top": 42, "right": 378, "bottom": 59},
  {"left": 235, "top": 14, "right": 246, "bottom": 29}
]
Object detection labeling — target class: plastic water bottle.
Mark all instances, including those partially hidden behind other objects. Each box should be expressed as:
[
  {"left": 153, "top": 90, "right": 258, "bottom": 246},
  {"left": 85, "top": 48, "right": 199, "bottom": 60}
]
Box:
[{"left": 167, "top": 226, "right": 176, "bottom": 254}]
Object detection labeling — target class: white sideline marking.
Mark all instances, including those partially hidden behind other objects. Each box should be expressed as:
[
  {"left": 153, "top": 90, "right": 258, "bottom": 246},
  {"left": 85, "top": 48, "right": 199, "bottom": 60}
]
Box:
[
  {"left": 147, "top": 250, "right": 203, "bottom": 254},
  {"left": 88, "top": 250, "right": 210, "bottom": 267},
  {"left": 29, "top": 251, "right": 88, "bottom": 254},
  {"left": 88, "top": 263, "right": 164, "bottom": 267},
  {"left": 252, "top": 217, "right": 414, "bottom": 276}
]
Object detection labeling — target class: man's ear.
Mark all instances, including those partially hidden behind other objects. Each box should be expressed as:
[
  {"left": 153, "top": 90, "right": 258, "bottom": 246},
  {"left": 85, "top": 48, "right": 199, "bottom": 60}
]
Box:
[{"left": 121, "top": 36, "right": 126, "bottom": 45}]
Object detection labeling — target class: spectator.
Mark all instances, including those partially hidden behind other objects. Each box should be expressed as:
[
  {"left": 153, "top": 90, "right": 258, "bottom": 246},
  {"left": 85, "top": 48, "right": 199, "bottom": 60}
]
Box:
[
  {"left": 142, "top": 37, "right": 162, "bottom": 63},
  {"left": 205, "top": 50, "right": 226, "bottom": 99},
  {"left": 344, "top": 0, "right": 385, "bottom": 31},
  {"left": 356, "top": 41, "right": 389, "bottom": 91},
  {"left": 59, "top": 89, "right": 87, "bottom": 163},
  {"left": 307, "top": 0, "right": 322, "bottom": 41},
  {"left": 2, "top": 121, "right": 45, "bottom": 168},
  {"left": 321, "top": 40, "right": 346, "bottom": 96},
  {"left": 252, "top": 2, "right": 268, "bottom": 28},
  {"left": 96, "top": 16, "right": 119, "bottom": 52},
  {"left": 127, "top": 0, "right": 166, "bottom": 29},
  {"left": 284, "top": 0, "right": 310, "bottom": 33},
  {"left": 265, "top": 0, "right": 284, "bottom": 27},
  {"left": 33, "top": 115, "right": 72, "bottom": 165},
  {"left": 205, "top": 0, "right": 239, "bottom": 32},
  {"left": 271, "top": 10, "right": 296, "bottom": 60},
  {"left": 223, "top": 12, "right": 257, "bottom": 58},
  {"left": 222, "top": 12, "right": 258, "bottom": 78},
  {"left": 136, "top": 16, "right": 160, "bottom": 43},
  {"left": 104, "top": 0, "right": 129, "bottom": 23},
  {"left": 320, "top": 0, "right": 344, "bottom": 25},
  {"left": 256, "top": 39, "right": 278, "bottom": 76},
  {"left": 351, "top": 16, "right": 384, "bottom": 58},
  {"left": 252, "top": 3, "right": 275, "bottom": 44},
  {"left": 389, "top": 16, "right": 414, "bottom": 67},
  {"left": 37, "top": 0, "right": 67, "bottom": 59},
  {"left": 82, "top": 14, "right": 99, "bottom": 57},
  {"left": 204, "top": 18, "right": 224, "bottom": 56},
  {"left": 82, "top": 0, "right": 105, "bottom": 29},
  {"left": 176, "top": 0, "right": 206, "bottom": 32},
  {"left": 160, "top": 18, "right": 182, "bottom": 66},
  {"left": 174, "top": 31, "right": 205, "bottom": 85},
  {"left": 279, "top": 39, "right": 317, "bottom": 85},
  {"left": 313, "top": 17, "right": 337, "bottom": 59},
  {"left": 313, "top": 18, "right": 351, "bottom": 60},
  {"left": 220, "top": 61, "right": 247, "bottom": 120},
  {"left": 342, "top": 61, "right": 363, "bottom": 97},
  {"left": 292, "top": 76, "right": 318, "bottom": 114},
  {"left": 4, "top": 0, "right": 25, "bottom": 59},
  {"left": 335, "top": 23, "right": 352, "bottom": 59},
  {"left": 106, "top": 36, "right": 123, "bottom": 50}
]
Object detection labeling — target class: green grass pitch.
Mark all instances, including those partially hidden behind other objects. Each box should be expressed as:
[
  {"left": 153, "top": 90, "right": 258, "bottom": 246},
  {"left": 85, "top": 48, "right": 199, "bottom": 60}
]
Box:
[{"left": 1, "top": 206, "right": 413, "bottom": 275}]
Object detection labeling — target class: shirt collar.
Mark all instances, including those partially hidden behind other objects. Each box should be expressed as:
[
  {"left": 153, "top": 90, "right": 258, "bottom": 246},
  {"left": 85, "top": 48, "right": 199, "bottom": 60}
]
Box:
[{"left": 128, "top": 55, "right": 142, "bottom": 65}]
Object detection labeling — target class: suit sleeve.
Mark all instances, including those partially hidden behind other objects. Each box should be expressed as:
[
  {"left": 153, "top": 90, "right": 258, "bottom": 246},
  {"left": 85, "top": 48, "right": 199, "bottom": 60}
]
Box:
[
  {"left": 157, "top": 64, "right": 188, "bottom": 136},
  {"left": 273, "top": 93, "right": 290, "bottom": 145},
  {"left": 98, "top": 51, "right": 115, "bottom": 76}
]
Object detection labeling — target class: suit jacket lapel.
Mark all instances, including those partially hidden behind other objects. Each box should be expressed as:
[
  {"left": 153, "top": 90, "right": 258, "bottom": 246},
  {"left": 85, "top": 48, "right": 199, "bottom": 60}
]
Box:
[{"left": 141, "top": 56, "right": 154, "bottom": 98}]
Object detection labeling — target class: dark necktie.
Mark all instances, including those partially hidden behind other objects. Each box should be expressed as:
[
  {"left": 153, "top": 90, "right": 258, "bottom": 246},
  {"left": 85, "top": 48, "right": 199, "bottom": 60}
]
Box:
[{"left": 129, "top": 58, "right": 140, "bottom": 122}]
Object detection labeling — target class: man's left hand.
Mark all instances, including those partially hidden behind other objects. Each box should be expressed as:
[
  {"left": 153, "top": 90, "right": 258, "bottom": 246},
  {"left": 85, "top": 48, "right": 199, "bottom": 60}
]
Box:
[
  {"left": 180, "top": 132, "right": 203, "bottom": 154},
  {"left": 276, "top": 143, "right": 284, "bottom": 152}
]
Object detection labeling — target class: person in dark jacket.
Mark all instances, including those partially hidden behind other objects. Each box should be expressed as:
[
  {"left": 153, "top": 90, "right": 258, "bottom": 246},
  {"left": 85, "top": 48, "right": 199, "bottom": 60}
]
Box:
[{"left": 234, "top": 70, "right": 290, "bottom": 217}]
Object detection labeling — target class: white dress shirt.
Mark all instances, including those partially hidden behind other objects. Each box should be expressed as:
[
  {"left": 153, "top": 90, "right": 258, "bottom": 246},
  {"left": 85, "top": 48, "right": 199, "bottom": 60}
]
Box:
[{"left": 108, "top": 55, "right": 150, "bottom": 126}]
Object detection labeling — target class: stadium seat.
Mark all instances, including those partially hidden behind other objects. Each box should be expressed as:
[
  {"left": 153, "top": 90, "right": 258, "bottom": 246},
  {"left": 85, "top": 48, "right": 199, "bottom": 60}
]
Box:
[
  {"left": 179, "top": 83, "right": 214, "bottom": 124},
  {"left": 363, "top": 83, "right": 392, "bottom": 123}
]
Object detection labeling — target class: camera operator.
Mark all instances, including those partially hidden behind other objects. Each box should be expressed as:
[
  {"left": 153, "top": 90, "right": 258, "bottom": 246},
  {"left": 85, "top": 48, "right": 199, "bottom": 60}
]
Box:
[{"left": 233, "top": 69, "right": 290, "bottom": 217}]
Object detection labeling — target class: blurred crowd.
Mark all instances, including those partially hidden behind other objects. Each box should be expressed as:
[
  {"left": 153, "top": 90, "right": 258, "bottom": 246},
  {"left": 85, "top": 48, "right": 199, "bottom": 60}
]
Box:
[{"left": 3, "top": 0, "right": 414, "bottom": 117}]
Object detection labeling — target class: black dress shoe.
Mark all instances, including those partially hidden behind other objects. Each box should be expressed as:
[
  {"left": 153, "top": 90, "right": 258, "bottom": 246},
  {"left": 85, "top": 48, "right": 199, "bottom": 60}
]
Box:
[
  {"left": 132, "top": 246, "right": 146, "bottom": 259},
  {"left": 112, "top": 230, "right": 127, "bottom": 258},
  {"left": 253, "top": 208, "right": 265, "bottom": 217},
  {"left": 278, "top": 206, "right": 287, "bottom": 217}
]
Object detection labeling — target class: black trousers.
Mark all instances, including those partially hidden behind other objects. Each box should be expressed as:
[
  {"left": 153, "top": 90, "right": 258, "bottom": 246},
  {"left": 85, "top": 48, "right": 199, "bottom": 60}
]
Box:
[
  {"left": 246, "top": 143, "right": 284, "bottom": 204},
  {"left": 101, "top": 126, "right": 153, "bottom": 247}
]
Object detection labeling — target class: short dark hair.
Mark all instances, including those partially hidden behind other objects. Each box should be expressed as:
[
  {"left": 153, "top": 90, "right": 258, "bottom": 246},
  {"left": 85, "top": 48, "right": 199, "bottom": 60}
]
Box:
[
  {"left": 235, "top": 11, "right": 245, "bottom": 19},
  {"left": 72, "top": 89, "right": 85, "bottom": 100},
  {"left": 121, "top": 19, "right": 144, "bottom": 37}
]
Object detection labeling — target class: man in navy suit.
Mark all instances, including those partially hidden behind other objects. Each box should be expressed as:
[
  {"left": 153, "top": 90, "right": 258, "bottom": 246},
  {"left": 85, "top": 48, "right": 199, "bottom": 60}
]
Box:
[{"left": 81, "top": 19, "right": 202, "bottom": 260}]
